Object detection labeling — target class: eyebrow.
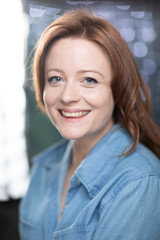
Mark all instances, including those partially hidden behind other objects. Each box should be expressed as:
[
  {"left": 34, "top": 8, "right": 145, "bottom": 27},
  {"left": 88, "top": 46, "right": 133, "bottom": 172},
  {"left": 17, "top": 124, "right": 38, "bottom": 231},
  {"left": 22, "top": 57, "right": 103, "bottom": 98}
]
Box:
[
  {"left": 46, "top": 68, "right": 64, "bottom": 74},
  {"left": 46, "top": 68, "right": 104, "bottom": 78},
  {"left": 77, "top": 70, "right": 104, "bottom": 78}
]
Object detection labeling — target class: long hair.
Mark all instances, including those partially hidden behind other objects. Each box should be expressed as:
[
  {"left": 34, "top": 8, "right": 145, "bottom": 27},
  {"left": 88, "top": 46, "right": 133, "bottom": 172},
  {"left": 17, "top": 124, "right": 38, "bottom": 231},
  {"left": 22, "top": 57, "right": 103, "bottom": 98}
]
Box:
[{"left": 32, "top": 9, "right": 160, "bottom": 158}]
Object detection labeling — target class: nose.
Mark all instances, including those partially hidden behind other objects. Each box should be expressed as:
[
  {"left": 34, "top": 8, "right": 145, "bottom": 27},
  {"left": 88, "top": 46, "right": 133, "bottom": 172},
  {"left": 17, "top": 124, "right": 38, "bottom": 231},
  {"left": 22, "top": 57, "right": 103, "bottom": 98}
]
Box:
[{"left": 60, "top": 81, "right": 80, "bottom": 104}]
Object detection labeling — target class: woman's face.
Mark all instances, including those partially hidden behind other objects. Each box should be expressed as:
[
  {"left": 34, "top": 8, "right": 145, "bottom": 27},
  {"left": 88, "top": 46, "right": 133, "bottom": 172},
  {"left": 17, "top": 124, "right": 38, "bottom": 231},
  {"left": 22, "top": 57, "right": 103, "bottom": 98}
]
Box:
[{"left": 43, "top": 38, "right": 115, "bottom": 143}]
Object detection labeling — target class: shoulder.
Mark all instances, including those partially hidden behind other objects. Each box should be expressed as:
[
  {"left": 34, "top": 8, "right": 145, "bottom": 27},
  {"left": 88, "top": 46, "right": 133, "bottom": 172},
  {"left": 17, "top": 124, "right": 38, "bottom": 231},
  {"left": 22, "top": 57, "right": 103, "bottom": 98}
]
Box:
[
  {"left": 98, "top": 140, "right": 160, "bottom": 208},
  {"left": 107, "top": 125, "right": 160, "bottom": 177},
  {"left": 32, "top": 138, "right": 70, "bottom": 167},
  {"left": 98, "top": 146, "right": 160, "bottom": 218},
  {"left": 122, "top": 142, "right": 160, "bottom": 177},
  {"left": 112, "top": 143, "right": 160, "bottom": 192}
]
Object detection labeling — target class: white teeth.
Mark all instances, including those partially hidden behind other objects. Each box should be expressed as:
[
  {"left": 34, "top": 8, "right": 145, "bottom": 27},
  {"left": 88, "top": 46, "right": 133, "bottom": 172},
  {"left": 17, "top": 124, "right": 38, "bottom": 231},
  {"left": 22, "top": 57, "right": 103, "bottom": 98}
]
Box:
[{"left": 61, "top": 111, "right": 89, "bottom": 117}]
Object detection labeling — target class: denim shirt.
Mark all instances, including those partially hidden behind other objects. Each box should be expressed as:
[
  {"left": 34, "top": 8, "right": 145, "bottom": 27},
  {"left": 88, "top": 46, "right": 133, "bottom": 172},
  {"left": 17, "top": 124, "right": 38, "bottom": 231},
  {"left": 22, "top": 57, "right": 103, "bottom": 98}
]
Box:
[{"left": 19, "top": 124, "right": 160, "bottom": 240}]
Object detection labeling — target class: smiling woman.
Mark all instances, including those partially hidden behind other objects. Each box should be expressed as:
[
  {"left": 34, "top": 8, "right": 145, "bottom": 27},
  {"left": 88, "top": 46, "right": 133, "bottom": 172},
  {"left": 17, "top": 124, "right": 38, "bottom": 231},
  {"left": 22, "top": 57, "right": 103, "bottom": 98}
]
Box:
[
  {"left": 43, "top": 38, "right": 114, "bottom": 147},
  {"left": 19, "top": 9, "right": 160, "bottom": 240}
]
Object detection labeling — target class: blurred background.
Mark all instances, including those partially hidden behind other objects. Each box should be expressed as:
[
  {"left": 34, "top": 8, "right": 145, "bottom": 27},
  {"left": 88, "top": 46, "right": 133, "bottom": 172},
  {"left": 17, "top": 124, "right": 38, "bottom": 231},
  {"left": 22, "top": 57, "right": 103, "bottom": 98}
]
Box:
[
  {"left": 22, "top": 0, "right": 160, "bottom": 164},
  {"left": 0, "top": 0, "right": 159, "bottom": 239}
]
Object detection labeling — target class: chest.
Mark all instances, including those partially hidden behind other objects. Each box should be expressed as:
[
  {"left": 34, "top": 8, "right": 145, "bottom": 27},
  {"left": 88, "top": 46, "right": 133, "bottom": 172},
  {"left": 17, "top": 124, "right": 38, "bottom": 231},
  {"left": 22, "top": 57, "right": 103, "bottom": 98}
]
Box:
[
  {"left": 20, "top": 175, "right": 104, "bottom": 240},
  {"left": 58, "top": 166, "right": 73, "bottom": 222}
]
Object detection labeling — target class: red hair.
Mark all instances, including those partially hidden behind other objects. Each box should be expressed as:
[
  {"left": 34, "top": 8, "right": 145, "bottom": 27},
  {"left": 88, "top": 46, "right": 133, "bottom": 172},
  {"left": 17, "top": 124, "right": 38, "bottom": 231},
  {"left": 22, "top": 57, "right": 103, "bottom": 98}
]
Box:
[{"left": 32, "top": 10, "right": 160, "bottom": 158}]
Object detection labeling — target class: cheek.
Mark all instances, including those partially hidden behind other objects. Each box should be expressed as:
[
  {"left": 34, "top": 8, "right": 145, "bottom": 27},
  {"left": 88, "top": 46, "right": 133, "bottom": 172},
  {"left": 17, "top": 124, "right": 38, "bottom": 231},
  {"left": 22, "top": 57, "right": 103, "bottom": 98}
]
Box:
[
  {"left": 43, "top": 88, "right": 56, "bottom": 107},
  {"left": 83, "top": 88, "right": 114, "bottom": 110}
]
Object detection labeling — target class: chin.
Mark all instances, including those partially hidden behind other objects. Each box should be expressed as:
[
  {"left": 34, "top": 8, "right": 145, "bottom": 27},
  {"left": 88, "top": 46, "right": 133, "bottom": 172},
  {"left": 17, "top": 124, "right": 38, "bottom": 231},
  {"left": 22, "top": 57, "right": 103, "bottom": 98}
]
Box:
[
  {"left": 59, "top": 130, "right": 84, "bottom": 141},
  {"left": 61, "top": 135, "right": 81, "bottom": 141}
]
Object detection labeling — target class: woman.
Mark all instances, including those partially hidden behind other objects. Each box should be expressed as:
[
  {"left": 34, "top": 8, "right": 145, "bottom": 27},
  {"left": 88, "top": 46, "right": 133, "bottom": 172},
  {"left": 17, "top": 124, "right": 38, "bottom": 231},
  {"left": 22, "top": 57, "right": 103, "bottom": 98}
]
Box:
[{"left": 19, "top": 10, "right": 160, "bottom": 240}]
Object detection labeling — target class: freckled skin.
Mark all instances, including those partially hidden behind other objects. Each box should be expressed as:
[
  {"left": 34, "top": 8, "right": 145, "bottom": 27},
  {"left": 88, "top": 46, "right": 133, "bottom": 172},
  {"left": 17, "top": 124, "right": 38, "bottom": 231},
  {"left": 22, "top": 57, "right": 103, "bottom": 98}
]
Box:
[{"left": 43, "top": 38, "right": 115, "bottom": 148}]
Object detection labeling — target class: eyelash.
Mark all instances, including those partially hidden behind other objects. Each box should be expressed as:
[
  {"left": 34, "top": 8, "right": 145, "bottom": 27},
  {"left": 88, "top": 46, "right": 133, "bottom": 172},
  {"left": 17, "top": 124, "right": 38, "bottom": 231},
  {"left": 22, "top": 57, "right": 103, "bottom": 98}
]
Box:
[
  {"left": 47, "top": 76, "right": 99, "bottom": 87},
  {"left": 48, "top": 76, "right": 62, "bottom": 83},
  {"left": 83, "top": 77, "right": 98, "bottom": 86}
]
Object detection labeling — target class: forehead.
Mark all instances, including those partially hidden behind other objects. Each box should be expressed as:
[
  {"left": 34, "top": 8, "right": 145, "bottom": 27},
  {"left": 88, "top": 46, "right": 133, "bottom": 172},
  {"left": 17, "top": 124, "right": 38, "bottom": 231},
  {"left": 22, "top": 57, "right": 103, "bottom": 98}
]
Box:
[{"left": 44, "top": 38, "right": 111, "bottom": 71}]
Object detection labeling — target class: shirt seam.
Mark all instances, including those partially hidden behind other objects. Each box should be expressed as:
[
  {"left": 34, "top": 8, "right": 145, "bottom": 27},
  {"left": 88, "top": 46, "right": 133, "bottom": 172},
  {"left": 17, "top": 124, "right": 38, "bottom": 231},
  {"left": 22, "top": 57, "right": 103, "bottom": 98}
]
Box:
[
  {"left": 54, "top": 225, "right": 86, "bottom": 235},
  {"left": 99, "top": 173, "right": 160, "bottom": 215},
  {"left": 76, "top": 152, "right": 159, "bottom": 198},
  {"left": 70, "top": 173, "right": 157, "bottom": 227}
]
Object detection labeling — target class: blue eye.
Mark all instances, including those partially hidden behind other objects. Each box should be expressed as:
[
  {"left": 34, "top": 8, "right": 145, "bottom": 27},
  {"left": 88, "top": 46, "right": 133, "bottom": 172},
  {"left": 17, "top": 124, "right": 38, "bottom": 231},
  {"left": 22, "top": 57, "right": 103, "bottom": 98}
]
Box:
[
  {"left": 48, "top": 76, "right": 62, "bottom": 83},
  {"left": 84, "top": 77, "right": 98, "bottom": 85}
]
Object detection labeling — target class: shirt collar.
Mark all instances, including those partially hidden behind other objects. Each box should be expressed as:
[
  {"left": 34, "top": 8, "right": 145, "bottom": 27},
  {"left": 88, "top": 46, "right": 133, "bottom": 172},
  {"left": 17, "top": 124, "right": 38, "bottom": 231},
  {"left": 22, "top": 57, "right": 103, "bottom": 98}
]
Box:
[
  {"left": 70, "top": 123, "right": 133, "bottom": 198},
  {"left": 33, "top": 139, "right": 71, "bottom": 169}
]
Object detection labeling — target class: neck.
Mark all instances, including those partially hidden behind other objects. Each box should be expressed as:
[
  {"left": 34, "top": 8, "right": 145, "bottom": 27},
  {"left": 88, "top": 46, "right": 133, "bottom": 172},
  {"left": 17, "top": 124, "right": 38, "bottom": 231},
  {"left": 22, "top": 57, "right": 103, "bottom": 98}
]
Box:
[
  {"left": 71, "top": 120, "right": 114, "bottom": 169},
  {"left": 71, "top": 131, "right": 106, "bottom": 169},
  {"left": 72, "top": 138, "right": 91, "bottom": 169},
  {"left": 71, "top": 121, "right": 115, "bottom": 170}
]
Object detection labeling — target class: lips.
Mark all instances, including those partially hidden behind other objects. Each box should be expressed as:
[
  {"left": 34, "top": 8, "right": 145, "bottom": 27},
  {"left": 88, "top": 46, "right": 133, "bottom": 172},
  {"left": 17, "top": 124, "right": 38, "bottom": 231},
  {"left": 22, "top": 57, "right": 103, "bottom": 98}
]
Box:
[{"left": 60, "top": 110, "right": 90, "bottom": 118}]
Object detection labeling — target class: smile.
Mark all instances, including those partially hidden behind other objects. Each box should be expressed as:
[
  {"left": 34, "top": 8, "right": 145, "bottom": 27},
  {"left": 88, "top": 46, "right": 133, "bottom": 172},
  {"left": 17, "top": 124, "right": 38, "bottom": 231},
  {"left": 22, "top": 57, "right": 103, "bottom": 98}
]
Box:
[{"left": 61, "top": 110, "right": 89, "bottom": 118}]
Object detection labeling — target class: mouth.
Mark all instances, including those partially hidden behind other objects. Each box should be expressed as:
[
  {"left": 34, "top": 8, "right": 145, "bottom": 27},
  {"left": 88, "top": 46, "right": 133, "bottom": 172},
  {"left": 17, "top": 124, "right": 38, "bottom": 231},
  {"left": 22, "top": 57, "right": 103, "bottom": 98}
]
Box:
[{"left": 59, "top": 110, "right": 90, "bottom": 118}]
